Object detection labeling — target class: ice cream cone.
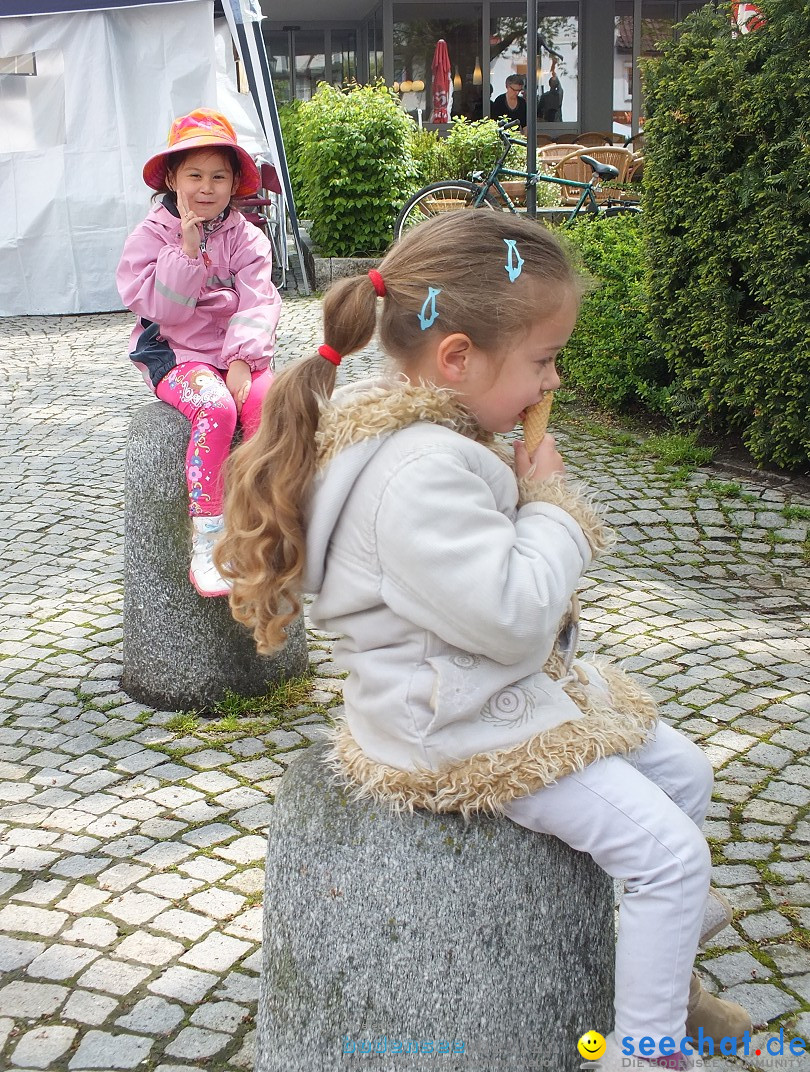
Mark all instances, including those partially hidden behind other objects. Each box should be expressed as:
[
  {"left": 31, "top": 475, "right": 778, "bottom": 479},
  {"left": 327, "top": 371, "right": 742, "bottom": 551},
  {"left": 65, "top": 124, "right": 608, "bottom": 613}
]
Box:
[{"left": 523, "top": 392, "right": 554, "bottom": 453}]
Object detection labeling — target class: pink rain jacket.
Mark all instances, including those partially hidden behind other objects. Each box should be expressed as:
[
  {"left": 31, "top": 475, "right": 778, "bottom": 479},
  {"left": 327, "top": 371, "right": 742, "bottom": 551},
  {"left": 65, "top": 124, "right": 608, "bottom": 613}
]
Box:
[{"left": 116, "top": 199, "right": 281, "bottom": 390}]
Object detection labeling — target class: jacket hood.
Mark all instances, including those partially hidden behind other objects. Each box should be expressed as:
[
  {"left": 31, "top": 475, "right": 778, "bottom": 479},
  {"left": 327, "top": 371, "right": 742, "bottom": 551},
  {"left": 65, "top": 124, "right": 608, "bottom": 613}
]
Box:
[{"left": 304, "top": 378, "right": 490, "bottom": 595}]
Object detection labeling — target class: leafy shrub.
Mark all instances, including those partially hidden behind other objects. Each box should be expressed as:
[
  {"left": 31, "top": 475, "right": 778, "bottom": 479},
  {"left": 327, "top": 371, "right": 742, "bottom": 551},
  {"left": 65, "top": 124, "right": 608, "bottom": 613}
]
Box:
[
  {"left": 561, "top": 213, "right": 669, "bottom": 411},
  {"left": 278, "top": 99, "right": 308, "bottom": 217},
  {"left": 642, "top": 0, "right": 810, "bottom": 468},
  {"left": 298, "top": 81, "right": 418, "bottom": 256},
  {"left": 410, "top": 128, "right": 448, "bottom": 186}
]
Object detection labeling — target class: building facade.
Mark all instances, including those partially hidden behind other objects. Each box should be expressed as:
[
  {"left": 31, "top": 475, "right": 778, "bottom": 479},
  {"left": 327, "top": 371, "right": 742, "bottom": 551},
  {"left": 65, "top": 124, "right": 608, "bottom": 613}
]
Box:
[{"left": 261, "top": 0, "right": 709, "bottom": 139}]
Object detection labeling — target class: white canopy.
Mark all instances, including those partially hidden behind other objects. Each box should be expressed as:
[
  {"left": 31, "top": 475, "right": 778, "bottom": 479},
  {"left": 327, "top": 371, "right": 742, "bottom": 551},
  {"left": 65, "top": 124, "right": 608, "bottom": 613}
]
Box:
[{"left": 0, "top": 0, "right": 282, "bottom": 315}]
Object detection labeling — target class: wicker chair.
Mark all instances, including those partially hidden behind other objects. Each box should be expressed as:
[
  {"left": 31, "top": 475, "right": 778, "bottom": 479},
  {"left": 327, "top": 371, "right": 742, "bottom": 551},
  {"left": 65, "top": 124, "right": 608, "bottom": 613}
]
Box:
[
  {"left": 577, "top": 131, "right": 615, "bottom": 147},
  {"left": 536, "top": 133, "right": 556, "bottom": 148},
  {"left": 556, "top": 146, "right": 634, "bottom": 204},
  {"left": 626, "top": 152, "right": 644, "bottom": 184},
  {"left": 537, "top": 142, "right": 585, "bottom": 173}
]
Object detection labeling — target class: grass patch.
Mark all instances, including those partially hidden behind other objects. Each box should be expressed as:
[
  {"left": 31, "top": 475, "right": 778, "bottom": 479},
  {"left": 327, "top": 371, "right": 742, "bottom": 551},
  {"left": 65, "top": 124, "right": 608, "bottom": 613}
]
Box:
[
  {"left": 703, "top": 480, "right": 742, "bottom": 498},
  {"left": 783, "top": 503, "right": 810, "bottom": 522},
  {"left": 166, "top": 712, "right": 200, "bottom": 735},
  {"left": 209, "top": 675, "right": 314, "bottom": 722},
  {"left": 639, "top": 432, "right": 715, "bottom": 470}
]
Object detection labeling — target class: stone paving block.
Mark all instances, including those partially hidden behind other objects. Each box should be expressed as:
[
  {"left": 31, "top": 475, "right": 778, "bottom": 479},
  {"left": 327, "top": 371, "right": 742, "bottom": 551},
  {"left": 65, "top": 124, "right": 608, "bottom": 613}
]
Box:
[
  {"left": 148, "top": 965, "right": 218, "bottom": 1003},
  {"left": 224, "top": 868, "right": 264, "bottom": 896},
  {"left": 0, "top": 904, "right": 68, "bottom": 936},
  {"left": 50, "top": 854, "right": 109, "bottom": 878},
  {"left": 214, "top": 971, "right": 260, "bottom": 1005},
  {"left": 186, "top": 888, "right": 245, "bottom": 920},
  {"left": 11, "top": 877, "right": 67, "bottom": 903},
  {"left": 136, "top": 874, "right": 204, "bottom": 900},
  {"left": 68, "top": 1029, "right": 153, "bottom": 1069},
  {"left": 114, "top": 996, "right": 185, "bottom": 1036},
  {"left": 0, "top": 845, "right": 60, "bottom": 871},
  {"left": 181, "top": 822, "right": 238, "bottom": 848},
  {"left": 149, "top": 908, "right": 216, "bottom": 942},
  {"left": 214, "top": 835, "right": 266, "bottom": 865},
  {"left": 224, "top": 907, "right": 263, "bottom": 943},
  {"left": 739, "top": 911, "right": 794, "bottom": 941},
  {"left": 189, "top": 1000, "right": 249, "bottom": 1034},
  {"left": 164, "top": 1026, "right": 231, "bottom": 1060},
  {"left": 177, "top": 857, "right": 235, "bottom": 882},
  {"left": 722, "top": 982, "right": 800, "bottom": 1027},
  {"left": 104, "top": 891, "right": 172, "bottom": 925},
  {"left": 27, "top": 943, "right": 102, "bottom": 980},
  {"left": 96, "top": 862, "right": 151, "bottom": 892},
  {"left": 114, "top": 931, "right": 184, "bottom": 967},
  {"left": 0, "top": 935, "right": 46, "bottom": 970},
  {"left": 186, "top": 771, "right": 241, "bottom": 793},
  {"left": 180, "top": 933, "right": 252, "bottom": 973},
  {"left": 61, "top": 989, "right": 120, "bottom": 1026},
  {"left": 0, "top": 980, "right": 68, "bottom": 1017},
  {"left": 61, "top": 917, "right": 120, "bottom": 947},
  {"left": 77, "top": 958, "right": 152, "bottom": 996},
  {"left": 10, "top": 1025, "right": 77, "bottom": 1069}
]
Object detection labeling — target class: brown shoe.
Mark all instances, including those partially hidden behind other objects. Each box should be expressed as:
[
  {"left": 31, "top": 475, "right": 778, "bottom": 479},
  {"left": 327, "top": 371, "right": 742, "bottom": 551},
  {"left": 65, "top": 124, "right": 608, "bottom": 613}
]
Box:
[{"left": 685, "top": 972, "right": 753, "bottom": 1051}]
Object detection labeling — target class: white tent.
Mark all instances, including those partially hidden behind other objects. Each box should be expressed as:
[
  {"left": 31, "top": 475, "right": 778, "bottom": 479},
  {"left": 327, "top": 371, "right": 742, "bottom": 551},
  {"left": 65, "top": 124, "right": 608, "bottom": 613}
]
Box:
[{"left": 0, "top": 0, "right": 304, "bottom": 316}]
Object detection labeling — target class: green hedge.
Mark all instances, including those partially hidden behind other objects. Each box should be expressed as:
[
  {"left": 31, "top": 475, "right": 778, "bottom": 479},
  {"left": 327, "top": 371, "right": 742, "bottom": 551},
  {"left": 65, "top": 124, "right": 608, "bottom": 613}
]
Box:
[
  {"left": 642, "top": 0, "right": 810, "bottom": 468},
  {"left": 562, "top": 214, "right": 668, "bottom": 412},
  {"left": 296, "top": 82, "right": 417, "bottom": 257}
]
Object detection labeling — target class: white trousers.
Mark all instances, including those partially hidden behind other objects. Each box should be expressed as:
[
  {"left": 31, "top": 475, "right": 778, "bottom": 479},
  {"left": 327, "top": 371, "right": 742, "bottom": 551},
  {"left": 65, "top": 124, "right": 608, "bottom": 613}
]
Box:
[{"left": 504, "top": 721, "right": 714, "bottom": 1059}]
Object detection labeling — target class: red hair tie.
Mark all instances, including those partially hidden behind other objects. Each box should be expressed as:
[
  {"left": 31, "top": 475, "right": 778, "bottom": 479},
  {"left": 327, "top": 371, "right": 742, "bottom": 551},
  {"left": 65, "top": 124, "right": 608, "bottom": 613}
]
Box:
[
  {"left": 368, "top": 269, "right": 387, "bottom": 297},
  {"left": 318, "top": 344, "right": 342, "bottom": 366}
]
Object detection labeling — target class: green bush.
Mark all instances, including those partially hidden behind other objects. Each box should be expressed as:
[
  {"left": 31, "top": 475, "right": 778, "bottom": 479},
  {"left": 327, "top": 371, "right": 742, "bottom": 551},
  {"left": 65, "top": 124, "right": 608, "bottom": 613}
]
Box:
[
  {"left": 642, "top": 0, "right": 810, "bottom": 468},
  {"left": 297, "top": 81, "right": 418, "bottom": 257},
  {"left": 561, "top": 214, "right": 669, "bottom": 411},
  {"left": 278, "top": 99, "right": 308, "bottom": 218}
]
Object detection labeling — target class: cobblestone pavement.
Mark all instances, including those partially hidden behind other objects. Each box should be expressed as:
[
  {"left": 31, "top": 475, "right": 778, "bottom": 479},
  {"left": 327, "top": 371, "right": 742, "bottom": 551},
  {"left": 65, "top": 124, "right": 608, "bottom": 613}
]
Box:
[{"left": 1, "top": 303, "right": 809, "bottom": 1072}]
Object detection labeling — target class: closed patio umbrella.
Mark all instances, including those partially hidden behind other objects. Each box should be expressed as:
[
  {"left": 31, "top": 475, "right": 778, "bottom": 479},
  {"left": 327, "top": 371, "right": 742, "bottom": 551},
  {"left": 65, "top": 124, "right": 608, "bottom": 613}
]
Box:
[{"left": 430, "top": 38, "right": 451, "bottom": 124}]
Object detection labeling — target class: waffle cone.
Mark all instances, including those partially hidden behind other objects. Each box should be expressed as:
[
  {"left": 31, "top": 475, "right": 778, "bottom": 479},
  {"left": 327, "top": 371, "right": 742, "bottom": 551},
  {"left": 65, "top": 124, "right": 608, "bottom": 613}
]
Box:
[{"left": 523, "top": 392, "right": 554, "bottom": 453}]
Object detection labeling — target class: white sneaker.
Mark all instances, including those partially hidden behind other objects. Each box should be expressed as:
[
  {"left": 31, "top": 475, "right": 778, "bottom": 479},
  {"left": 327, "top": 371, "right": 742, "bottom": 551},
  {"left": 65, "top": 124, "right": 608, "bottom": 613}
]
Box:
[{"left": 189, "top": 515, "right": 231, "bottom": 598}]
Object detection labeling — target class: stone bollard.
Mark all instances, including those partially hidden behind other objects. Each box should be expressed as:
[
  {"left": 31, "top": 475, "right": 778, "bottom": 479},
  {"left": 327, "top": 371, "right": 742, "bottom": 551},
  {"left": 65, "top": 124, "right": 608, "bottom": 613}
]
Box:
[
  {"left": 122, "top": 401, "right": 308, "bottom": 712},
  {"left": 256, "top": 742, "right": 615, "bottom": 1072}
]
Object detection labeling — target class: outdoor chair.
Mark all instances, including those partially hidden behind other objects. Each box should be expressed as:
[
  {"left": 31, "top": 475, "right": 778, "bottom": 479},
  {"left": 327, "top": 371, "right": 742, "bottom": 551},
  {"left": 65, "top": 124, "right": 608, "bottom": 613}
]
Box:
[
  {"left": 556, "top": 146, "right": 634, "bottom": 204},
  {"left": 538, "top": 142, "right": 585, "bottom": 172},
  {"left": 626, "top": 152, "right": 644, "bottom": 184},
  {"left": 577, "top": 130, "right": 615, "bottom": 146}
]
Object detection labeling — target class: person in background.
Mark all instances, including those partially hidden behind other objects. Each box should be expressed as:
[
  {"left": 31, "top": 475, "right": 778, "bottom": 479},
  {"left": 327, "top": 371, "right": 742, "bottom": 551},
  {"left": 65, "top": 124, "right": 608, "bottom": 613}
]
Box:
[
  {"left": 538, "top": 57, "right": 564, "bottom": 122},
  {"left": 491, "top": 74, "right": 527, "bottom": 130}
]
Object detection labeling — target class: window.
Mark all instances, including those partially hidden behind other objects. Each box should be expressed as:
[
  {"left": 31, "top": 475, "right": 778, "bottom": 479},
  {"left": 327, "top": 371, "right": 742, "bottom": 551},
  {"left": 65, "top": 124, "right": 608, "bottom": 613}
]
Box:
[
  {"left": 490, "top": 3, "right": 579, "bottom": 127},
  {"left": 393, "top": 3, "right": 482, "bottom": 124},
  {"left": 0, "top": 48, "right": 65, "bottom": 152}
]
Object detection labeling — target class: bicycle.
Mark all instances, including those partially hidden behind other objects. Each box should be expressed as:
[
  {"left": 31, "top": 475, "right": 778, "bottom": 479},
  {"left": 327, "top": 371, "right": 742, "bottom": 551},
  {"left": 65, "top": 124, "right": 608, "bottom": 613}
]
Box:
[{"left": 395, "top": 120, "right": 640, "bottom": 240}]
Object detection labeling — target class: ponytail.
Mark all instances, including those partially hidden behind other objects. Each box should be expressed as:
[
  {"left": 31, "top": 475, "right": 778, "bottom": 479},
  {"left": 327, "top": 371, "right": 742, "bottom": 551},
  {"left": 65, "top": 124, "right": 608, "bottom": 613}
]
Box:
[{"left": 217, "top": 273, "right": 379, "bottom": 653}]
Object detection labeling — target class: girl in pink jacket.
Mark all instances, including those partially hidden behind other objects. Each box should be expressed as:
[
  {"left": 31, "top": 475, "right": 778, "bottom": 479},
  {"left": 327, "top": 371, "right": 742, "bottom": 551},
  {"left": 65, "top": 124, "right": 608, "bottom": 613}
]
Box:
[{"left": 117, "top": 108, "right": 280, "bottom": 597}]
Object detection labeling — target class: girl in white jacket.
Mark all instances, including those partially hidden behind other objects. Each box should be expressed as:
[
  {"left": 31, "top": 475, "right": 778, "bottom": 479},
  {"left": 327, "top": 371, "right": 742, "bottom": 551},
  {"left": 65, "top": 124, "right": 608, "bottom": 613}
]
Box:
[{"left": 218, "top": 212, "right": 750, "bottom": 1070}]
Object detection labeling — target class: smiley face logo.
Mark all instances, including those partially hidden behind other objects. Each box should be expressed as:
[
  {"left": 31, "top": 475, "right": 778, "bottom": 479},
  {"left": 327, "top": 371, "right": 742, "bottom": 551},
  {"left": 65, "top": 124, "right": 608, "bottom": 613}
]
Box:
[{"left": 577, "top": 1031, "right": 606, "bottom": 1061}]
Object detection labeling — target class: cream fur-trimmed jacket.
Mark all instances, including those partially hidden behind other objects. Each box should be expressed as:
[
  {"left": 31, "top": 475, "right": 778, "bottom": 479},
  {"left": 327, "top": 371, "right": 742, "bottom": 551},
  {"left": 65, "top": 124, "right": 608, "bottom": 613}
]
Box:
[{"left": 304, "top": 378, "right": 658, "bottom": 817}]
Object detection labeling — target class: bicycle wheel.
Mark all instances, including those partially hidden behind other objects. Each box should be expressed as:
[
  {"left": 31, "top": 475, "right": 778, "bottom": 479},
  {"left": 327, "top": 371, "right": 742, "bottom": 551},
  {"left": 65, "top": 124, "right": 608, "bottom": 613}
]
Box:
[{"left": 395, "top": 181, "right": 502, "bottom": 241}]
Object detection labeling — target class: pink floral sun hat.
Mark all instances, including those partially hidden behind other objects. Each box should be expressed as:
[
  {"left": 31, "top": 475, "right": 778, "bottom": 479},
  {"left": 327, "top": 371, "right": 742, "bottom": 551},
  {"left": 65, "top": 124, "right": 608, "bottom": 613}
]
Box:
[{"left": 142, "top": 108, "right": 260, "bottom": 197}]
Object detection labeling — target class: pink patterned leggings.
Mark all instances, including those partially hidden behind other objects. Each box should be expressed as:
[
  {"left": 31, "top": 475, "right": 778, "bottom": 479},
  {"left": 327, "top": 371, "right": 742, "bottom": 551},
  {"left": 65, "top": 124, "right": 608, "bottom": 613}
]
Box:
[{"left": 156, "top": 361, "right": 274, "bottom": 517}]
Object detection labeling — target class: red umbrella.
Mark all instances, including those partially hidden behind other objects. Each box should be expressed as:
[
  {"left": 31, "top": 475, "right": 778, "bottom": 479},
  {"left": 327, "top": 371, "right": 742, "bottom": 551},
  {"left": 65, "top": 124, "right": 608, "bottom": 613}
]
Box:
[{"left": 430, "top": 39, "right": 451, "bottom": 124}]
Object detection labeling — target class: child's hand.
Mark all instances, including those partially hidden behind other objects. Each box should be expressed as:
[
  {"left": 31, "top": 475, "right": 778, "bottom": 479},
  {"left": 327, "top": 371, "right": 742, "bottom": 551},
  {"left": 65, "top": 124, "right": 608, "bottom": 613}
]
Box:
[
  {"left": 225, "top": 360, "right": 252, "bottom": 414},
  {"left": 514, "top": 434, "right": 565, "bottom": 482},
  {"left": 177, "top": 191, "right": 203, "bottom": 259}
]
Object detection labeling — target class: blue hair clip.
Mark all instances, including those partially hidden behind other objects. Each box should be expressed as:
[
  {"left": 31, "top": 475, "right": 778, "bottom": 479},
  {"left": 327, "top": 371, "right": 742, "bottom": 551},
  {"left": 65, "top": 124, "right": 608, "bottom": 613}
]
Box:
[
  {"left": 504, "top": 239, "right": 524, "bottom": 282},
  {"left": 418, "top": 286, "right": 442, "bottom": 330}
]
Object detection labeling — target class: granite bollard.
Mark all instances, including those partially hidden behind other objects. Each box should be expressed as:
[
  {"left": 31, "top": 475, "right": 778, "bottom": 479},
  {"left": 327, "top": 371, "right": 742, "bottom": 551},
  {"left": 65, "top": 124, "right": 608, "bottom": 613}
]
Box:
[
  {"left": 122, "top": 401, "right": 308, "bottom": 712},
  {"left": 256, "top": 742, "right": 615, "bottom": 1072}
]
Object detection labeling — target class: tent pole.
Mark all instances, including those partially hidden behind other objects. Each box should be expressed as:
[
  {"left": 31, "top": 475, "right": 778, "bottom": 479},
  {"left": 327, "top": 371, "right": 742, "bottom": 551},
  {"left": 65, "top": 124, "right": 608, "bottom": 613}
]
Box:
[{"left": 223, "top": 0, "right": 312, "bottom": 294}]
